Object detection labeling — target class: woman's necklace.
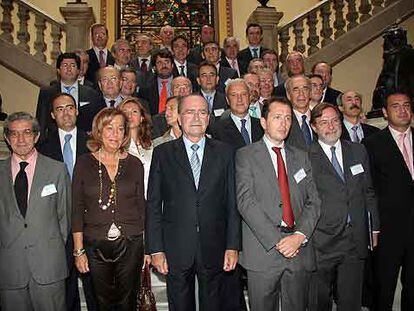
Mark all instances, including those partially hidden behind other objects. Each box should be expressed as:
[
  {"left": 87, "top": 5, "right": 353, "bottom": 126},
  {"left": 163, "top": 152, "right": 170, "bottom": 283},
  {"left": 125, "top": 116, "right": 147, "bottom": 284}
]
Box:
[{"left": 97, "top": 149, "right": 118, "bottom": 211}]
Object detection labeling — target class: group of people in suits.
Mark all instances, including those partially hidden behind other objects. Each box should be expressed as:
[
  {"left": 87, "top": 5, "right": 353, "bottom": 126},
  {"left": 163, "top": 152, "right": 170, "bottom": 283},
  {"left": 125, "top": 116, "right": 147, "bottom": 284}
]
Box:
[{"left": 1, "top": 20, "right": 414, "bottom": 311}]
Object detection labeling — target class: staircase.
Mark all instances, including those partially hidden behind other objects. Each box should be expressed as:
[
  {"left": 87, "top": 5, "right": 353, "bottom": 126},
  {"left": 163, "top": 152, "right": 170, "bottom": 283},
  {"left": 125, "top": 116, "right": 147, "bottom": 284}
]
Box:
[{"left": 276, "top": 0, "right": 414, "bottom": 69}]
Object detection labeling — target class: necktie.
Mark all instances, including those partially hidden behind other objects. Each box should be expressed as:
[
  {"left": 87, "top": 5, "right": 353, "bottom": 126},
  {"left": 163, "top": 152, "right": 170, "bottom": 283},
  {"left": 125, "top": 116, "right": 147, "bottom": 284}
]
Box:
[
  {"left": 272, "top": 147, "right": 295, "bottom": 228},
  {"left": 159, "top": 80, "right": 168, "bottom": 113},
  {"left": 99, "top": 50, "right": 106, "bottom": 68},
  {"left": 109, "top": 100, "right": 116, "bottom": 107},
  {"left": 206, "top": 95, "right": 213, "bottom": 112},
  {"left": 64, "top": 86, "right": 74, "bottom": 95},
  {"left": 14, "top": 161, "right": 29, "bottom": 218},
  {"left": 351, "top": 125, "right": 360, "bottom": 143},
  {"left": 240, "top": 119, "right": 251, "bottom": 144},
  {"left": 63, "top": 134, "right": 74, "bottom": 179},
  {"left": 252, "top": 48, "right": 259, "bottom": 58},
  {"left": 249, "top": 106, "right": 259, "bottom": 118},
  {"left": 179, "top": 65, "right": 185, "bottom": 76},
  {"left": 190, "top": 144, "right": 201, "bottom": 188},
  {"left": 301, "top": 115, "right": 312, "bottom": 145},
  {"left": 331, "top": 146, "right": 345, "bottom": 182},
  {"left": 399, "top": 133, "right": 414, "bottom": 178},
  {"left": 141, "top": 59, "right": 148, "bottom": 72}
]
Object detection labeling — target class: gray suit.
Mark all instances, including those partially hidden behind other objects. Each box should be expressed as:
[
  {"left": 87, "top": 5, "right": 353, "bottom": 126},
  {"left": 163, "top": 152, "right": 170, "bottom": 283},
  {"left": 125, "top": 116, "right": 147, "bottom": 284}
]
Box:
[
  {"left": 0, "top": 153, "right": 71, "bottom": 310},
  {"left": 236, "top": 139, "right": 320, "bottom": 311}
]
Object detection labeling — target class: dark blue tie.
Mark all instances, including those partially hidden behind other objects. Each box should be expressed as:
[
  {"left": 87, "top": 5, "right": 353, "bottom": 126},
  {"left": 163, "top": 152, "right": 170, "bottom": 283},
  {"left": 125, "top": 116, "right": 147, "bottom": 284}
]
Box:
[
  {"left": 240, "top": 119, "right": 251, "bottom": 145},
  {"left": 331, "top": 146, "right": 344, "bottom": 182},
  {"left": 301, "top": 115, "right": 312, "bottom": 145}
]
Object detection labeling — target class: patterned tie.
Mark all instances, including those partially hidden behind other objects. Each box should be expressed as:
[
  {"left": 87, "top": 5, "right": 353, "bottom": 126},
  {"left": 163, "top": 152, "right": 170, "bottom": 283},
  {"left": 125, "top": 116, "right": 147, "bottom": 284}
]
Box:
[
  {"left": 190, "top": 144, "right": 201, "bottom": 188},
  {"left": 252, "top": 48, "right": 259, "bottom": 58},
  {"left": 399, "top": 133, "right": 414, "bottom": 178},
  {"left": 249, "top": 106, "right": 259, "bottom": 118},
  {"left": 331, "top": 146, "right": 344, "bottom": 182},
  {"left": 206, "top": 95, "right": 213, "bottom": 112},
  {"left": 63, "top": 134, "right": 74, "bottom": 179},
  {"left": 179, "top": 65, "right": 185, "bottom": 76},
  {"left": 272, "top": 147, "right": 295, "bottom": 228},
  {"left": 64, "top": 86, "right": 74, "bottom": 95},
  {"left": 351, "top": 125, "right": 360, "bottom": 143},
  {"left": 240, "top": 119, "right": 251, "bottom": 144},
  {"left": 14, "top": 161, "right": 29, "bottom": 218},
  {"left": 109, "top": 100, "right": 116, "bottom": 107},
  {"left": 301, "top": 115, "right": 312, "bottom": 145},
  {"left": 141, "top": 59, "right": 148, "bottom": 72},
  {"left": 159, "top": 80, "right": 168, "bottom": 113},
  {"left": 99, "top": 50, "right": 106, "bottom": 68}
]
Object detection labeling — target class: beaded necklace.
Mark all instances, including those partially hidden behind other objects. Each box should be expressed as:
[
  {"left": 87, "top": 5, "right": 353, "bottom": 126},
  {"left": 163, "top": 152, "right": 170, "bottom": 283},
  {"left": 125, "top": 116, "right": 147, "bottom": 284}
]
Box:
[{"left": 97, "top": 149, "right": 118, "bottom": 211}]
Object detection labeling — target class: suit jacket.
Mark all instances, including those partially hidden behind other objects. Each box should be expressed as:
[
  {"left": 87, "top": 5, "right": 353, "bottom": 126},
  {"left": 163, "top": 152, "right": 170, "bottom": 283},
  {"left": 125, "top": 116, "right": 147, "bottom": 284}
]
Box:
[
  {"left": 217, "top": 66, "right": 238, "bottom": 93},
  {"left": 151, "top": 113, "right": 168, "bottom": 139},
  {"left": 36, "top": 83, "right": 104, "bottom": 142},
  {"left": 210, "top": 115, "right": 264, "bottom": 149},
  {"left": 236, "top": 140, "right": 320, "bottom": 272},
  {"left": 274, "top": 82, "right": 287, "bottom": 98},
  {"left": 146, "top": 137, "right": 240, "bottom": 269},
  {"left": 340, "top": 122, "right": 380, "bottom": 142},
  {"left": 309, "top": 140, "right": 379, "bottom": 265},
  {"left": 37, "top": 128, "right": 89, "bottom": 163},
  {"left": 85, "top": 48, "right": 115, "bottom": 83},
  {"left": 0, "top": 154, "right": 71, "bottom": 288},
  {"left": 138, "top": 74, "right": 173, "bottom": 115},
  {"left": 237, "top": 47, "right": 267, "bottom": 74},
  {"left": 363, "top": 127, "right": 414, "bottom": 251},
  {"left": 220, "top": 57, "right": 247, "bottom": 77},
  {"left": 323, "top": 86, "right": 342, "bottom": 105},
  {"left": 286, "top": 114, "right": 317, "bottom": 151},
  {"left": 172, "top": 62, "right": 199, "bottom": 91},
  {"left": 187, "top": 44, "right": 204, "bottom": 65}
]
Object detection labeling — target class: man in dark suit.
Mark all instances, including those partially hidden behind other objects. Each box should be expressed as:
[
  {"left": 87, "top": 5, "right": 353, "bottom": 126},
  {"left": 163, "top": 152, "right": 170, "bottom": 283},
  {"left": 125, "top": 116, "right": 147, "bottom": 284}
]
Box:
[
  {"left": 130, "top": 33, "right": 154, "bottom": 88},
  {"left": 187, "top": 24, "right": 215, "bottom": 65},
  {"left": 308, "top": 103, "right": 379, "bottom": 311},
  {"left": 236, "top": 97, "right": 321, "bottom": 310},
  {"left": 171, "top": 35, "right": 198, "bottom": 91},
  {"left": 363, "top": 92, "right": 414, "bottom": 311},
  {"left": 262, "top": 50, "right": 284, "bottom": 88},
  {"left": 237, "top": 23, "right": 267, "bottom": 74},
  {"left": 202, "top": 41, "right": 238, "bottom": 93},
  {"left": 285, "top": 75, "right": 317, "bottom": 151},
  {"left": 312, "top": 61, "right": 341, "bottom": 105},
  {"left": 146, "top": 94, "right": 241, "bottom": 310},
  {"left": 37, "top": 93, "right": 97, "bottom": 311},
  {"left": 211, "top": 79, "right": 263, "bottom": 149},
  {"left": 0, "top": 112, "right": 71, "bottom": 310},
  {"left": 110, "top": 39, "right": 133, "bottom": 71},
  {"left": 274, "top": 51, "right": 306, "bottom": 98},
  {"left": 36, "top": 53, "right": 104, "bottom": 143},
  {"left": 221, "top": 37, "right": 246, "bottom": 77},
  {"left": 338, "top": 90, "right": 380, "bottom": 142},
  {"left": 85, "top": 24, "right": 115, "bottom": 84}
]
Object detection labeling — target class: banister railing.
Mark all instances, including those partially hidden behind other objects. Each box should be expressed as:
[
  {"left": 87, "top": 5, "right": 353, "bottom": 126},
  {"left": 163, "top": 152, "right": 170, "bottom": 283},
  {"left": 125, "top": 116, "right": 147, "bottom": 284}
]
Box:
[
  {"left": 277, "top": 0, "right": 393, "bottom": 64},
  {"left": 1, "top": 0, "right": 65, "bottom": 66}
]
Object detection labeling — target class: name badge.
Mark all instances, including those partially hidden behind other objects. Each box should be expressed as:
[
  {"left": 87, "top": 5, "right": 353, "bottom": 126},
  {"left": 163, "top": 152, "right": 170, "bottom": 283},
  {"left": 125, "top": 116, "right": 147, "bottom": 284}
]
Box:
[
  {"left": 350, "top": 164, "right": 364, "bottom": 176},
  {"left": 213, "top": 109, "right": 225, "bottom": 117},
  {"left": 79, "top": 101, "right": 90, "bottom": 107},
  {"left": 41, "top": 184, "right": 57, "bottom": 197},
  {"left": 294, "top": 168, "right": 306, "bottom": 184}
]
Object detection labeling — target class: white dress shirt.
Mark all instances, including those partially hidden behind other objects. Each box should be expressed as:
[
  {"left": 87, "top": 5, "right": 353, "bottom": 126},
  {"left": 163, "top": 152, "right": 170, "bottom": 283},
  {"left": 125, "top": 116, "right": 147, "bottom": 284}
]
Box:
[
  {"left": 230, "top": 113, "right": 252, "bottom": 142},
  {"left": 318, "top": 139, "right": 344, "bottom": 171}
]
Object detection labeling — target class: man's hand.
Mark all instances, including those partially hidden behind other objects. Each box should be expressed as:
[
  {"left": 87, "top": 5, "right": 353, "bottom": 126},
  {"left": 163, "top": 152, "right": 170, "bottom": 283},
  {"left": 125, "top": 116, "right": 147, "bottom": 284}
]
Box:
[
  {"left": 151, "top": 252, "right": 169, "bottom": 275},
  {"left": 223, "top": 250, "right": 238, "bottom": 271},
  {"left": 372, "top": 232, "right": 379, "bottom": 248},
  {"left": 276, "top": 233, "right": 306, "bottom": 258},
  {"left": 75, "top": 254, "right": 89, "bottom": 273},
  {"left": 142, "top": 254, "right": 152, "bottom": 268}
]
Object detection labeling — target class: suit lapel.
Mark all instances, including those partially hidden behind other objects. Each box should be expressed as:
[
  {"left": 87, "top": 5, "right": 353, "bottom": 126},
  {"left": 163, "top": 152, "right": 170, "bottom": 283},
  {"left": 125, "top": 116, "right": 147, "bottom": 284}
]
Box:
[
  {"left": 198, "top": 138, "right": 213, "bottom": 193},
  {"left": 224, "top": 117, "right": 245, "bottom": 146},
  {"left": 341, "top": 140, "right": 353, "bottom": 183},
  {"left": 50, "top": 131, "right": 64, "bottom": 162},
  {"left": 256, "top": 140, "right": 280, "bottom": 196},
  {"left": 311, "top": 142, "right": 345, "bottom": 183},
  {"left": 4, "top": 158, "right": 24, "bottom": 220},
  {"left": 173, "top": 138, "right": 195, "bottom": 185},
  {"left": 27, "top": 155, "right": 45, "bottom": 218},
  {"left": 251, "top": 118, "right": 263, "bottom": 143}
]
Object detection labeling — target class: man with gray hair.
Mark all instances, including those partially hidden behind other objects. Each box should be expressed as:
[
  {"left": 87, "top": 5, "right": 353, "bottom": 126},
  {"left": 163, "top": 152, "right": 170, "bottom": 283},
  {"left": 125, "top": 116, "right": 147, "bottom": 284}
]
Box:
[
  {"left": 221, "top": 37, "right": 246, "bottom": 77},
  {"left": 111, "top": 39, "right": 133, "bottom": 70},
  {"left": 0, "top": 112, "right": 71, "bottom": 310},
  {"left": 159, "top": 25, "right": 174, "bottom": 51}
]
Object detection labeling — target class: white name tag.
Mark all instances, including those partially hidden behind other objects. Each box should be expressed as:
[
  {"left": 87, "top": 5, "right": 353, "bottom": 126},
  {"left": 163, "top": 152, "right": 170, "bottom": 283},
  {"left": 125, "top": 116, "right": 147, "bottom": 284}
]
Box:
[
  {"left": 294, "top": 168, "right": 306, "bottom": 184},
  {"left": 41, "top": 184, "right": 57, "bottom": 197},
  {"left": 213, "top": 108, "right": 225, "bottom": 117},
  {"left": 79, "top": 101, "right": 90, "bottom": 107},
  {"left": 350, "top": 164, "right": 364, "bottom": 176}
]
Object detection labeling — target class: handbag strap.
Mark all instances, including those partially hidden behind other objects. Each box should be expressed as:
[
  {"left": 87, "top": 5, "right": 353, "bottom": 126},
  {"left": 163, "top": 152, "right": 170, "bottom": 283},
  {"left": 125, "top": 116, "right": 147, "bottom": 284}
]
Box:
[{"left": 142, "top": 263, "right": 152, "bottom": 288}]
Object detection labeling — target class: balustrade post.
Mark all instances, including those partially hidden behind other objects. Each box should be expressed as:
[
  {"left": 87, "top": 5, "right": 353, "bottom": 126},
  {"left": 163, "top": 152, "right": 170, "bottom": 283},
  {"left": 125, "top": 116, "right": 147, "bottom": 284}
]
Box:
[
  {"left": 346, "top": 0, "right": 359, "bottom": 30},
  {"left": 0, "top": 0, "right": 14, "bottom": 43},
  {"left": 17, "top": 3, "right": 30, "bottom": 52},
  {"left": 333, "top": 0, "right": 346, "bottom": 39},
  {"left": 359, "top": 0, "right": 372, "bottom": 23},
  {"left": 51, "top": 24, "right": 63, "bottom": 67},
  {"left": 320, "top": 3, "right": 333, "bottom": 47},
  {"left": 372, "top": 0, "right": 384, "bottom": 14},
  {"left": 293, "top": 19, "right": 305, "bottom": 53},
  {"left": 34, "top": 14, "right": 46, "bottom": 62},
  {"left": 278, "top": 29, "right": 290, "bottom": 64},
  {"left": 307, "top": 11, "right": 319, "bottom": 55}
]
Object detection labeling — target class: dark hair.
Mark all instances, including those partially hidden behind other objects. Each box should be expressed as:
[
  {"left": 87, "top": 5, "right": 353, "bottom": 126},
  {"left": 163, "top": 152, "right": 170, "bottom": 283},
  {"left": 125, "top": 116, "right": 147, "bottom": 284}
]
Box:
[
  {"left": 262, "top": 97, "right": 292, "bottom": 120},
  {"left": 4, "top": 112, "right": 40, "bottom": 137},
  {"left": 262, "top": 49, "right": 278, "bottom": 59},
  {"left": 151, "top": 48, "right": 174, "bottom": 67},
  {"left": 90, "top": 23, "right": 108, "bottom": 37},
  {"left": 311, "top": 61, "right": 332, "bottom": 75},
  {"left": 172, "top": 35, "right": 189, "bottom": 48},
  {"left": 202, "top": 41, "right": 220, "bottom": 51},
  {"left": 310, "top": 102, "right": 341, "bottom": 125},
  {"left": 56, "top": 52, "right": 81, "bottom": 70},
  {"left": 246, "top": 23, "right": 263, "bottom": 35},
  {"left": 120, "top": 67, "right": 137, "bottom": 78},
  {"left": 198, "top": 61, "right": 217, "bottom": 76},
  {"left": 384, "top": 91, "right": 413, "bottom": 108},
  {"left": 51, "top": 92, "right": 77, "bottom": 108},
  {"left": 308, "top": 74, "right": 324, "bottom": 82}
]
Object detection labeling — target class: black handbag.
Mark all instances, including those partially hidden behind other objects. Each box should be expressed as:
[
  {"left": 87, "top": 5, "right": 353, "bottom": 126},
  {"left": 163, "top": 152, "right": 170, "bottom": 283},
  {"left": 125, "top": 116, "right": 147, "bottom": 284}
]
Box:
[{"left": 137, "top": 263, "right": 157, "bottom": 311}]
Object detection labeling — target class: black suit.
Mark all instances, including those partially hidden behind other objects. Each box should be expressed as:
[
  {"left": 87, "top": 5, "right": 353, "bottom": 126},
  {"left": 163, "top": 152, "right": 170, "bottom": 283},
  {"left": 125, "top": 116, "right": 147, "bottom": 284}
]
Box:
[
  {"left": 217, "top": 66, "right": 238, "bottom": 93},
  {"left": 151, "top": 113, "right": 168, "bottom": 139},
  {"left": 309, "top": 140, "right": 379, "bottom": 311},
  {"left": 210, "top": 115, "right": 264, "bottom": 149},
  {"left": 323, "top": 86, "right": 341, "bottom": 105},
  {"left": 341, "top": 122, "right": 380, "bottom": 142},
  {"left": 187, "top": 44, "right": 204, "bottom": 65},
  {"left": 36, "top": 83, "right": 104, "bottom": 142},
  {"left": 220, "top": 57, "right": 247, "bottom": 77},
  {"left": 274, "top": 82, "right": 287, "bottom": 98},
  {"left": 37, "top": 128, "right": 97, "bottom": 311},
  {"left": 146, "top": 137, "right": 241, "bottom": 310},
  {"left": 363, "top": 127, "right": 414, "bottom": 311},
  {"left": 286, "top": 113, "right": 316, "bottom": 151},
  {"left": 237, "top": 47, "right": 266, "bottom": 74},
  {"left": 85, "top": 48, "right": 115, "bottom": 84},
  {"left": 137, "top": 74, "right": 169, "bottom": 115},
  {"left": 172, "top": 62, "right": 199, "bottom": 91}
]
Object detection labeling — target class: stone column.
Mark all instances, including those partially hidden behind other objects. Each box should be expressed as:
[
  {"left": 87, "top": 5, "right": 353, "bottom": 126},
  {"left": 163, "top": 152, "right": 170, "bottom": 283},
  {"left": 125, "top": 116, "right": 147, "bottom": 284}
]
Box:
[
  {"left": 247, "top": 5, "right": 284, "bottom": 51},
  {"left": 60, "top": 2, "right": 95, "bottom": 52}
]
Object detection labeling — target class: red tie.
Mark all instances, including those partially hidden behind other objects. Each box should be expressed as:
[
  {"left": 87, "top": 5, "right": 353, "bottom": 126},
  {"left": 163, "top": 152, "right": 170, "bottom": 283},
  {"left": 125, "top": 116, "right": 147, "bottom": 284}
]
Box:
[
  {"left": 158, "top": 80, "right": 168, "bottom": 113},
  {"left": 99, "top": 50, "right": 106, "bottom": 68},
  {"left": 141, "top": 59, "right": 148, "bottom": 72},
  {"left": 272, "top": 147, "right": 295, "bottom": 228}
]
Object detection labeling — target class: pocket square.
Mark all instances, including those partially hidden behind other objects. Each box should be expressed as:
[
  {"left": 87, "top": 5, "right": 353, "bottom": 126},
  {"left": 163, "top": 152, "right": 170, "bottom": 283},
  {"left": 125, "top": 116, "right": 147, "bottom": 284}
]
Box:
[
  {"left": 41, "top": 184, "right": 57, "bottom": 197},
  {"left": 79, "top": 101, "right": 90, "bottom": 107}
]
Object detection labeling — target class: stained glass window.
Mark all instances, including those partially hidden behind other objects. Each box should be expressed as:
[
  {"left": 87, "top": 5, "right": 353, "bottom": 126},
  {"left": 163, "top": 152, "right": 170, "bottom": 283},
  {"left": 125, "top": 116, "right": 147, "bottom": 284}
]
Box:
[{"left": 118, "top": 0, "right": 215, "bottom": 49}]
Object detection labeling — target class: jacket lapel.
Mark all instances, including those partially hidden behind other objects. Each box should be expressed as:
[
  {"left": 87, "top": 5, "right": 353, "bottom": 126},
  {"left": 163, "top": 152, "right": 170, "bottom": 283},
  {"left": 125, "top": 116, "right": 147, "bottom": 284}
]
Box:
[
  {"left": 197, "top": 138, "right": 213, "bottom": 193},
  {"left": 5, "top": 158, "right": 24, "bottom": 220},
  {"left": 173, "top": 138, "right": 195, "bottom": 186}
]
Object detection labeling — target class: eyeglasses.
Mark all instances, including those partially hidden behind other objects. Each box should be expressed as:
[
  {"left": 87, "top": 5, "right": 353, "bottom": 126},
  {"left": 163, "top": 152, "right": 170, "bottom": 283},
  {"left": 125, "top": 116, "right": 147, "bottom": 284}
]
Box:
[
  {"left": 100, "top": 76, "right": 119, "bottom": 84},
  {"left": 316, "top": 118, "right": 341, "bottom": 127},
  {"left": 8, "top": 129, "right": 35, "bottom": 139},
  {"left": 182, "top": 109, "right": 209, "bottom": 117}
]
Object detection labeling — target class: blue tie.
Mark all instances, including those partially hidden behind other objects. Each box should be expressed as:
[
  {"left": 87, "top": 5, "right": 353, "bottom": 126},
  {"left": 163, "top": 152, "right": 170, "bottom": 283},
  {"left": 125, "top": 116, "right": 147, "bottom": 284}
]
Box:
[
  {"left": 330, "top": 146, "right": 344, "bottom": 182},
  {"left": 301, "top": 115, "right": 312, "bottom": 145},
  {"left": 206, "top": 96, "right": 213, "bottom": 112},
  {"left": 252, "top": 48, "right": 259, "bottom": 58},
  {"left": 63, "top": 134, "right": 74, "bottom": 179},
  {"left": 240, "top": 119, "right": 251, "bottom": 144},
  {"left": 190, "top": 144, "right": 201, "bottom": 188},
  {"left": 64, "top": 86, "right": 74, "bottom": 95}
]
